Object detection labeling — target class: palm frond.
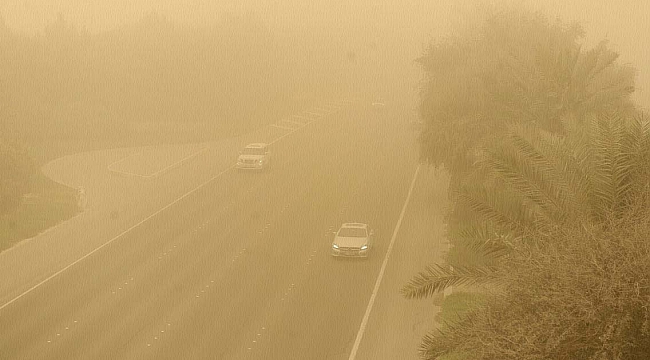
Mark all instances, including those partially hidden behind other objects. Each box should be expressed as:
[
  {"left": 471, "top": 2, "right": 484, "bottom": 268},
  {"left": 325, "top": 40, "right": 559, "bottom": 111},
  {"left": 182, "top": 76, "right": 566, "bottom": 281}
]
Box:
[
  {"left": 534, "top": 128, "right": 591, "bottom": 222},
  {"left": 504, "top": 127, "right": 574, "bottom": 219},
  {"left": 477, "top": 130, "right": 568, "bottom": 229},
  {"left": 456, "top": 182, "right": 537, "bottom": 238},
  {"left": 420, "top": 309, "right": 483, "bottom": 359},
  {"left": 587, "top": 112, "right": 635, "bottom": 218},
  {"left": 453, "top": 223, "right": 515, "bottom": 258},
  {"left": 401, "top": 264, "right": 500, "bottom": 300}
]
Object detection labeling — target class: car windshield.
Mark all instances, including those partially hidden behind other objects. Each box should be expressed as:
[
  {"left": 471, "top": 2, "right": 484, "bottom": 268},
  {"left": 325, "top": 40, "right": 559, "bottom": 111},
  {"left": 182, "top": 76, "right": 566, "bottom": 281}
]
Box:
[
  {"left": 241, "top": 147, "right": 266, "bottom": 155},
  {"left": 337, "top": 227, "right": 367, "bottom": 237}
]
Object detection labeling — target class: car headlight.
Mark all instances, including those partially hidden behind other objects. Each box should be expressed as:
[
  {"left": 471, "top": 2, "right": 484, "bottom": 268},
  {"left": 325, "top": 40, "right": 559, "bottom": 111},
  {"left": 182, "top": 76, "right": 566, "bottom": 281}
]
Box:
[
  {"left": 360, "top": 245, "right": 368, "bottom": 250},
  {"left": 332, "top": 243, "right": 339, "bottom": 249},
  {"left": 258, "top": 159, "right": 264, "bottom": 163}
]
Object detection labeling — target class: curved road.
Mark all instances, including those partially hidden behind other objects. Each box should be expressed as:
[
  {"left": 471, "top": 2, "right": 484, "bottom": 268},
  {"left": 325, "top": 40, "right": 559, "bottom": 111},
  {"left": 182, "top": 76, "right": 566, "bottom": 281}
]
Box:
[{"left": 0, "top": 102, "right": 436, "bottom": 359}]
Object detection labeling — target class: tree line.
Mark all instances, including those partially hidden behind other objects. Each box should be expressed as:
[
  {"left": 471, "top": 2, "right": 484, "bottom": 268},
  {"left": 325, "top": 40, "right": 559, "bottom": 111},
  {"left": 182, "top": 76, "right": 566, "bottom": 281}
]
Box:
[
  {"left": 0, "top": 12, "right": 331, "bottom": 145},
  {"left": 404, "top": 9, "right": 649, "bottom": 359},
  {"left": 0, "top": 10, "right": 370, "bottom": 216}
]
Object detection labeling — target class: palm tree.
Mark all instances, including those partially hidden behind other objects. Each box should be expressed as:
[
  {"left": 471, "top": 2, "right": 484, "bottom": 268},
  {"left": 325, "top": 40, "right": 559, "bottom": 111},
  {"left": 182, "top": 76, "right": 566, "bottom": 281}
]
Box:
[
  {"left": 403, "top": 111, "right": 650, "bottom": 359},
  {"left": 417, "top": 10, "right": 636, "bottom": 195}
]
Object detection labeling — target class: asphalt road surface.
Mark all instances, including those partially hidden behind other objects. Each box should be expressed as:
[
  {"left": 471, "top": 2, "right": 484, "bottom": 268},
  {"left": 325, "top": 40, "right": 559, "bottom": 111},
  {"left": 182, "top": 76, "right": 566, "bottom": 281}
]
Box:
[{"left": 0, "top": 102, "right": 427, "bottom": 360}]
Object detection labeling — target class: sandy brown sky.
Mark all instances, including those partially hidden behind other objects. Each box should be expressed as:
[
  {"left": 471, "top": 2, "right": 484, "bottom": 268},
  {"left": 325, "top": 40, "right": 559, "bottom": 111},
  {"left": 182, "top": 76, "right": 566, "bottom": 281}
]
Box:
[{"left": 2, "top": 0, "right": 649, "bottom": 109}]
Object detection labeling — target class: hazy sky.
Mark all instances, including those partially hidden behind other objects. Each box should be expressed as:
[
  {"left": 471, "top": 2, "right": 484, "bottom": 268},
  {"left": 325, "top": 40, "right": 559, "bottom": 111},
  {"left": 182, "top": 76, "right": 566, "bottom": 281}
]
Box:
[{"left": 2, "top": 0, "right": 649, "bottom": 109}]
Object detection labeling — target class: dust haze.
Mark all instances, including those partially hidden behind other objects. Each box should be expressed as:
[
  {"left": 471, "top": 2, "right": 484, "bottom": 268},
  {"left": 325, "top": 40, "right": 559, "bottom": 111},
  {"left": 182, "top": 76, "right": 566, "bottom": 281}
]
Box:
[
  {"left": 1, "top": 1, "right": 650, "bottom": 359},
  {"left": 2, "top": 0, "right": 649, "bottom": 109}
]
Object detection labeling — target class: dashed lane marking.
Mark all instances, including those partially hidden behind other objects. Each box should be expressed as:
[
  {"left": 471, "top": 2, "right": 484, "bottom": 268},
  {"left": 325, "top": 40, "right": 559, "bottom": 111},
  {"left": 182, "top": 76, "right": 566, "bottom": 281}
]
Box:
[
  {"left": 0, "top": 99, "right": 346, "bottom": 314},
  {"left": 0, "top": 164, "right": 235, "bottom": 312}
]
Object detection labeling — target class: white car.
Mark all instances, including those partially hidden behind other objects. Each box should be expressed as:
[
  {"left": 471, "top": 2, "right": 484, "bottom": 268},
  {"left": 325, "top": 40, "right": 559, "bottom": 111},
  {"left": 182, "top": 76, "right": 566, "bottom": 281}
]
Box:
[
  {"left": 236, "top": 143, "right": 271, "bottom": 170},
  {"left": 331, "top": 223, "right": 374, "bottom": 258}
]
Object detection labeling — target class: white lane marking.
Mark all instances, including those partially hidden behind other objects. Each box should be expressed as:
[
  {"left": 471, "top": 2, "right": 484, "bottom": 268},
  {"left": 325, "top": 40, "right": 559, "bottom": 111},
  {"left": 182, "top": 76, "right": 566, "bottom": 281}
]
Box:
[
  {"left": 108, "top": 147, "right": 209, "bottom": 178},
  {"left": 0, "top": 100, "right": 345, "bottom": 312},
  {"left": 107, "top": 150, "right": 152, "bottom": 178},
  {"left": 270, "top": 124, "right": 295, "bottom": 131},
  {"left": 348, "top": 164, "right": 421, "bottom": 360},
  {"left": 291, "top": 115, "right": 312, "bottom": 122},
  {"left": 107, "top": 170, "right": 149, "bottom": 178},
  {"left": 268, "top": 127, "right": 299, "bottom": 145},
  {"left": 107, "top": 151, "right": 143, "bottom": 170},
  {"left": 304, "top": 111, "right": 323, "bottom": 117},
  {"left": 280, "top": 119, "right": 304, "bottom": 126},
  {"left": 148, "top": 147, "right": 209, "bottom": 177},
  {"left": 277, "top": 120, "right": 301, "bottom": 129},
  {"left": 267, "top": 101, "right": 339, "bottom": 146},
  {"left": 0, "top": 164, "right": 236, "bottom": 312}
]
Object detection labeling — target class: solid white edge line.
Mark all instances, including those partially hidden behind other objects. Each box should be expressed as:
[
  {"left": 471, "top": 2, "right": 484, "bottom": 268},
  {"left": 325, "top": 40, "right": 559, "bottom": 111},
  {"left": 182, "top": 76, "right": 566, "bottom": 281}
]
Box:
[
  {"left": 106, "top": 151, "right": 143, "bottom": 171},
  {"left": 348, "top": 164, "right": 421, "bottom": 360},
  {"left": 107, "top": 168, "right": 152, "bottom": 178},
  {"left": 279, "top": 119, "right": 304, "bottom": 126},
  {"left": 108, "top": 147, "right": 209, "bottom": 179},
  {"left": 291, "top": 115, "right": 311, "bottom": 122},
  {"left": 149, "top": 146, "right": 210, "bottom": 177},
  {"left": 0, "top": 164, "right": 235, "bottom": 312},
  {"left": 0, "top": 99, "right": 344, "bottom": 312},
  {"left": 270, "top": 124, "right": 297, "bottom": 131}
]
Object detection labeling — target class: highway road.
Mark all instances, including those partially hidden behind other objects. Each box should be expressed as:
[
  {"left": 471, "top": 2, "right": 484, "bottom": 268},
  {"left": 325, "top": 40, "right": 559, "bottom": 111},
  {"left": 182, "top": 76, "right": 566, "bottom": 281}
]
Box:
[{"left": 0, "top": 102, "right": 426, "bottom": 360}]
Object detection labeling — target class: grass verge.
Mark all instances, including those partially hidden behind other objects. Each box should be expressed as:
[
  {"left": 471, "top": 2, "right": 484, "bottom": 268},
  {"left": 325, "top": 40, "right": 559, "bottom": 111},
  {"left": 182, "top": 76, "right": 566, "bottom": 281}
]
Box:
[
  {"left": 434, "top": 290, "right": 487, "bottom": 325},
  {"left": 431, "top": 291, "right": 488, "bottom": 360},
  {"left": 3, "top": 96, "right": 322, "bottom": 254},
  {"left": 0, "top": 172, "right": 80, "bottom": 254}
]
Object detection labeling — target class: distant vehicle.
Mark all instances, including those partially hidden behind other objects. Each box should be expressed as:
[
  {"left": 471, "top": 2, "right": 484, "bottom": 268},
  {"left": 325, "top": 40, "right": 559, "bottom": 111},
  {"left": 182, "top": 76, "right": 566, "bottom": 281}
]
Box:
[
  {"left": 331, "top": 223, "right": 374, "bottom": 258},
  {"left": 236, "top": 143, "right": 271, "bottom": 170}
]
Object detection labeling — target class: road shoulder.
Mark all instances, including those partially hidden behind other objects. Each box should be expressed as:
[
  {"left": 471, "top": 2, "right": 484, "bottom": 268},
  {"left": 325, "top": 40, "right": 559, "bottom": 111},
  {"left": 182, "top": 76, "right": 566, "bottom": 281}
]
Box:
[{"left": 353, "top": 166, "right": 450, "bottom": 360}]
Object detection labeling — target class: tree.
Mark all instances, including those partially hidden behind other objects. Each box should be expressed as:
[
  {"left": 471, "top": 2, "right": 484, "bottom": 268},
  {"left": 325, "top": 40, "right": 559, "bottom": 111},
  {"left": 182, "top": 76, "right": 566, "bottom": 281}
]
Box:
[
  {"left": 417, "top": 9, "right": 635, "bottom": 191},
  {"left": 403, "top": 112, "right": 650, "bottom": 359},
  {"left": 0, "top": 125, "right": 35, "bottom": 216}
]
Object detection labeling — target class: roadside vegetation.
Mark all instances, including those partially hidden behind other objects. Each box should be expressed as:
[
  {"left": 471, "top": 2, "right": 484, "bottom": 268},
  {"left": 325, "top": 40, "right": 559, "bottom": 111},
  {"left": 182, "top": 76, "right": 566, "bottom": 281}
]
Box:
[
  {"left": 0, "top": 121, "right": 79, "bottom": 251},
  {"left": 404, "top": 8, "right": 650, "bottom": 360},
  {"left": 0, "top": 10, "right": 380, "bottom": 253},
  {"left": 433, "top": 291, "right": 488, "bottom": 360},
  {"left": 0, "top": 126, "right": 35, "bottom": 218},
  {"left": 0, "top": 172, "right": 79, "bottom": 253},
  {"left": 0, "top": 12, "right": 352, "bottom": 165}
]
